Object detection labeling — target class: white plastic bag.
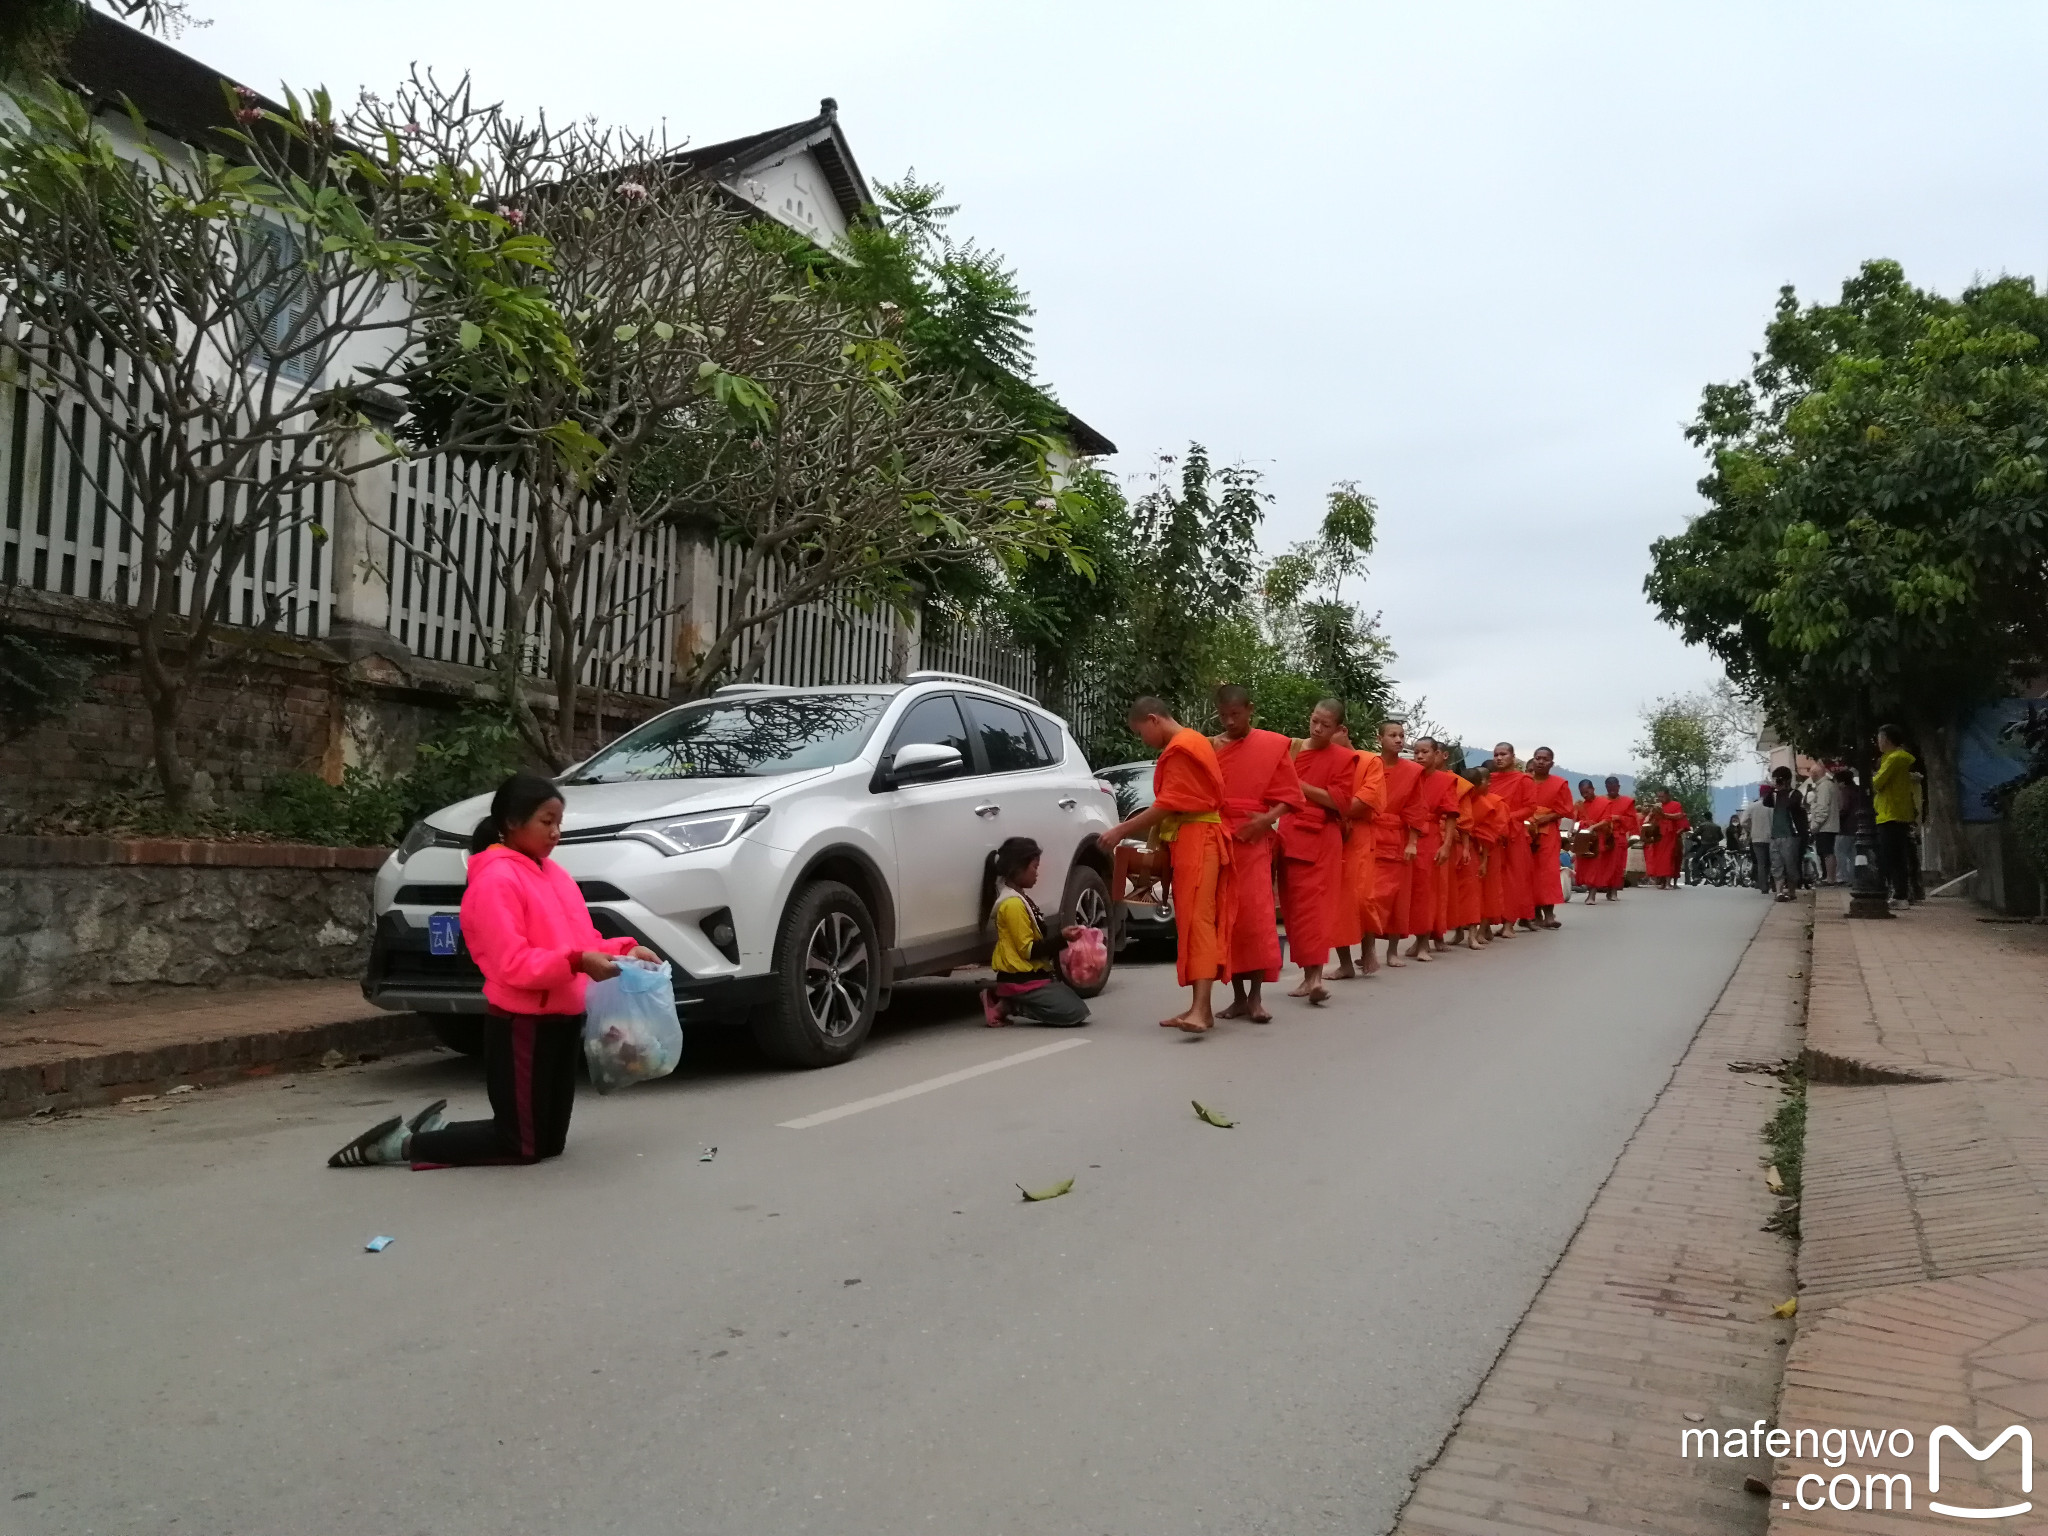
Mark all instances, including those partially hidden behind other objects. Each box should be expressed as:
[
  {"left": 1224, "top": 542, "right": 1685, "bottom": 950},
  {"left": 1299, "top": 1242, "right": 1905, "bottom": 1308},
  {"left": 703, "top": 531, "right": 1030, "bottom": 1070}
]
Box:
[{"left": 582, "top": 958, "right": 682, "bottom": 1094}]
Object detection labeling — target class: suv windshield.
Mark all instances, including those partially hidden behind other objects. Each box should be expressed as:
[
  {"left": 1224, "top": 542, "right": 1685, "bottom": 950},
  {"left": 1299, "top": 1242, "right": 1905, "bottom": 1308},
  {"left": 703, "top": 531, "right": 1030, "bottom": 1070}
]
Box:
[{"left": 566, "top": 693, "right": 889, "bottom": 783}]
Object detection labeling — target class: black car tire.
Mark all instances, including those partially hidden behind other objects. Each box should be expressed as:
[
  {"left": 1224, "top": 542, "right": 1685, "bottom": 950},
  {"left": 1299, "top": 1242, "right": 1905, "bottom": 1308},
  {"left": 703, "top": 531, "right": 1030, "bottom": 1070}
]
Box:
[
  {"left": 752, "top": 880, "right": 880, "bottom": 1068},
  {"left": 1059, "top": 864, "right": 1116, "bottom": 999}
]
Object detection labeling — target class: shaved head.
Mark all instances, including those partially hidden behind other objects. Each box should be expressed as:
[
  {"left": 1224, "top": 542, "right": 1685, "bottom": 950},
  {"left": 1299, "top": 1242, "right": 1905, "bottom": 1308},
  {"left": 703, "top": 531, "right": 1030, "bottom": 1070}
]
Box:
[
  {"left": 1215, "top": 683, "right": 1251, "bottom": 710},
  {"left": 1127, "top": 695, "right": 1170, "bottom": 723}
]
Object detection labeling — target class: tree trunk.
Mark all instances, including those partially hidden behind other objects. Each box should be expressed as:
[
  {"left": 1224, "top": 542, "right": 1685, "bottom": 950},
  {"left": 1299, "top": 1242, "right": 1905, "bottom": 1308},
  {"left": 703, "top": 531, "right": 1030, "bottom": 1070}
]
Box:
[
  {"left": 1914, "top": 716, "right": 1968, "bottom": 883},
  {"left": 146, "top": 680, "right": 193, "bottom": 815}
]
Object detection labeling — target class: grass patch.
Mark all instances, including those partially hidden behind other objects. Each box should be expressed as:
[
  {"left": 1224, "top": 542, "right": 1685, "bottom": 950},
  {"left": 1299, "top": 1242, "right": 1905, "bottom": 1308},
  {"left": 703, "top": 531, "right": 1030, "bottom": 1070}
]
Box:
[{"left": 1763, "top": 1059, "right": 1807, "bottom": 1238}]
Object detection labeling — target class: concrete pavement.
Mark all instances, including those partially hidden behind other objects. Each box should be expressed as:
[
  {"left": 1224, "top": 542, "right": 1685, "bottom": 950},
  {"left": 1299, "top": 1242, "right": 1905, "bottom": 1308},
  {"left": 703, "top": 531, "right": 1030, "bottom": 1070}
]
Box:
[{"left": 1, "top": 888, "right": 1765, "bottom": 1536}]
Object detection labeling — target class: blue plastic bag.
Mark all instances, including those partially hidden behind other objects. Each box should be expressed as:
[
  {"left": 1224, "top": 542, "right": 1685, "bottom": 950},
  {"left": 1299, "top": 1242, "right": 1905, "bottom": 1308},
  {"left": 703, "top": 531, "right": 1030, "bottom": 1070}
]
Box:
[{"left": 582, "top": 958, "right": 682, "bottom": 1094}]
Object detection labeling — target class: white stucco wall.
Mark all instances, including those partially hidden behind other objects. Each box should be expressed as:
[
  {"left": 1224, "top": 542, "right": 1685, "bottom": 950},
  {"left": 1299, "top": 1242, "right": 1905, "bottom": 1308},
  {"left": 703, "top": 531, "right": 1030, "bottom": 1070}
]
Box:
[{"left": 730, "top": 145, "right": 852, "bottom": 249}]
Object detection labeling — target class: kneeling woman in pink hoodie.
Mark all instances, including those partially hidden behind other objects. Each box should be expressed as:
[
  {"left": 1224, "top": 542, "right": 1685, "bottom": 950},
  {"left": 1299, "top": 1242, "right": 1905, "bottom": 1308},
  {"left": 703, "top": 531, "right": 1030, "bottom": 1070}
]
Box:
[{"left": 328, "top": 772, "right": 655, "bottom": 1169}]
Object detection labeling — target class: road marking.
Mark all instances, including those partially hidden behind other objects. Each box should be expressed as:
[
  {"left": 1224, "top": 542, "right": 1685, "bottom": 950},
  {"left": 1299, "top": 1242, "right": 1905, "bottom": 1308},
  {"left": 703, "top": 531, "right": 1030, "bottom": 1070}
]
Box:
[{"left": 777, "top": 1038, "right": 1093, "bottom": 1129}]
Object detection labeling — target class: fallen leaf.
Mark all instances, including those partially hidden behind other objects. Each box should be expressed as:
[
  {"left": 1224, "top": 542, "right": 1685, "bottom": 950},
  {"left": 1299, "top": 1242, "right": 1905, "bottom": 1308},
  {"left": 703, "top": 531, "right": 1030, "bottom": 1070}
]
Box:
[
  {"left": 119, "top": 1094, "right": 157, "bottom": 1105},
  {"left": 1743, "top": 1475, "right": 1772, "bottom": 1497},
  {"left": 1771, "top": 1298, "right": 1798, "bottom": 1318},
  {"left": 319, "top": 1049, "right": 348, "bottom": 1070},
  {"left": 1765, "top": 1165, "right": 1785, "bottom": 1195},
  {"left": 165, "top": 1084, "right": 196, "bottom": 1095},
  {"left": 1192, "top": 1100, "right": 1236, "bottom": 1128},
  {"left": 1018, "top": 1177, "right": 1075, "bottom": 1202},
  {"left": 1683, "top": 1412, "right": 1705, "bottom": 1423}
]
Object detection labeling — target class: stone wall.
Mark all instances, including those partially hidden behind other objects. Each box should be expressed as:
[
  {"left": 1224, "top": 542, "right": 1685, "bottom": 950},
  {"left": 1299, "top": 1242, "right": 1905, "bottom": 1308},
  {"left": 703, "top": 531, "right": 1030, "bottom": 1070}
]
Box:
[
  {"left": 0, "top": 837, "right": 387, "bottom": 1011},
  {"left": 0, "top": 586, "right": 668, "bottom": 822}
]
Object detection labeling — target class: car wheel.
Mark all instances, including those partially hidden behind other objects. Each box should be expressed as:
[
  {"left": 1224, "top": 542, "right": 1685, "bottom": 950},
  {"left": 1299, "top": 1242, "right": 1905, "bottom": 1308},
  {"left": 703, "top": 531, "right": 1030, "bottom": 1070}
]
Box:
[
  {"left": 753, "top": 880, "right": 880, "bottom": 1068},
  {"left": 1060, "top": 864, "right": 1116, "bottom": 999}
]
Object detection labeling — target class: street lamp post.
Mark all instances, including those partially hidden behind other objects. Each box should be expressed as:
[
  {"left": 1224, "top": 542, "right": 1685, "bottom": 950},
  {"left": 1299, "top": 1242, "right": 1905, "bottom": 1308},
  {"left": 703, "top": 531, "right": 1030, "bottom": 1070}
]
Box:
[{"left": 1847, "top": 799, "right": 1893, "bottom": 919}]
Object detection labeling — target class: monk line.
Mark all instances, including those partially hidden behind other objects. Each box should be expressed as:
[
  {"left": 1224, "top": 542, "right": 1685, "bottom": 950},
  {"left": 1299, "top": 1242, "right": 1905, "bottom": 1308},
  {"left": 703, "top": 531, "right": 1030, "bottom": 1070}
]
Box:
[{"left": 777, "top": 1039, "right": 1093, "bottom": 1129}]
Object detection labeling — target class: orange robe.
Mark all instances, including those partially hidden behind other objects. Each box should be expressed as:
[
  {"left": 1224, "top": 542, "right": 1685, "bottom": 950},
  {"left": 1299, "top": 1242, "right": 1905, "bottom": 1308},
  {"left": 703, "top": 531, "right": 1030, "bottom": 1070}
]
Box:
[
  {"left": 1527, "top": 773, "right": 1574, "bottom": 906},
  {"left": 1372, "top": 756, "right": 1426, "bottom": 936},
  {"left": 1406, "top": 767, "right": 1461, "bottom": 939},
  {"left": 1602, "top": 795, "right": 1639, "bottom": 890},
  {"left": 1489, "top": 769, "right": 1537, "bottom": 923},
  {"left": 1153, "top": 729, "right": 1234, "bottom": 986},
  {"left": 1574, "top": 795, "right": 1611, "bottom": 891},
  {"left": 1448, "top": 778, "right": 1485, "bottom": 931},
  {"left": 1332, "top": 752, "right": 1387, "bottom": 949},
  {"left": 1643, "top": 799, "right": 1689, "bottom": 879},
  {"left": 1213, "top": 729, "right": 1304, "bottom": 982},
  {"left": 1278, "top": 741, "right": 1354, "bottom": 969},
  {"left": 1474, "top": 792, "right": 1509, "bottom": 923}
]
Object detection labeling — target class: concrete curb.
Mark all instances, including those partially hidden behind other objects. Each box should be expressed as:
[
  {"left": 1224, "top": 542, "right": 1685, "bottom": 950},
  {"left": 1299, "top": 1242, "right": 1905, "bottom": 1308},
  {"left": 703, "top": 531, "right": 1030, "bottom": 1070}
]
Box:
[{"left": 1, "top": 1010, "right": 444, "bottom": 1119}]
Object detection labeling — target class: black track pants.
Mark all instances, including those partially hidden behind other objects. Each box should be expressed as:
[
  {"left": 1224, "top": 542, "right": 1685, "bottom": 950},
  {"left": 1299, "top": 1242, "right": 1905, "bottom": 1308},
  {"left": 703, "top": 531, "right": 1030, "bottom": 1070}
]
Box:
[{"left": 411, "top": 1012, "right": 582, "bottom": 1166}]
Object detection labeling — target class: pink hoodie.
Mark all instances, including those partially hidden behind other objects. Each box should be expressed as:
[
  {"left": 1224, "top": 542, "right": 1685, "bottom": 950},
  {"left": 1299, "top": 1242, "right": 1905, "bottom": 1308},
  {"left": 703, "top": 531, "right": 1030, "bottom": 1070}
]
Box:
[{"left": 460, "top": 843, "right": 639, "bottom": 1016}]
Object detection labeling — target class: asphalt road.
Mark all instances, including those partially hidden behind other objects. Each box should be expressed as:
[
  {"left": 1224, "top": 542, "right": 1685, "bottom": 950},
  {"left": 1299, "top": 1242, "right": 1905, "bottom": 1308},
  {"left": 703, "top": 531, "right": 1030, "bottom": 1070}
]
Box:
[{"left": 1, "top": 887, "right": 1767, "bottom": 1536}]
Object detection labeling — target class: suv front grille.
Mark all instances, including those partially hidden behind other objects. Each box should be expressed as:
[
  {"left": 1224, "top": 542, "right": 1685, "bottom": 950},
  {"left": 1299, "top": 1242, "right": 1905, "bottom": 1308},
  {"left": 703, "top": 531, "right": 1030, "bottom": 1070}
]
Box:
[{"left": 394, "top": 880, "right": 631, "bottom": 905}]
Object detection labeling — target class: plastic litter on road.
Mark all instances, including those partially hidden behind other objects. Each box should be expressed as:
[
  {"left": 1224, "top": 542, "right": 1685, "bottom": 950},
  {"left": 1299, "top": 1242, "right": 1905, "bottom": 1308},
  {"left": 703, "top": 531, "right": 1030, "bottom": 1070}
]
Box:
[
  {"left": 365, "top": 1236, "right": 394, "bottom": 1253},
  {"left": 699, "top": 1146, "right": 717, "bottom": 1162}
]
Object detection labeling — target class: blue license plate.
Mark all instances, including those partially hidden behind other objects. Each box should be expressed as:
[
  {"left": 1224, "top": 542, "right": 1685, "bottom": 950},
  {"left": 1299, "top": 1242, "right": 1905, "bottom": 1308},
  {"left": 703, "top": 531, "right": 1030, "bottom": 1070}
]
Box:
[{"left": 428, "top": 913, "right": 461, "bottom": 956}]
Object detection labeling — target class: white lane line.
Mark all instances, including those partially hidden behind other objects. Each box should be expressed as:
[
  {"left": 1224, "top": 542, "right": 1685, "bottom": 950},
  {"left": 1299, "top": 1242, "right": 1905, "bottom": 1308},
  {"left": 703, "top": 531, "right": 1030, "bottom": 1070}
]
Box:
[{"left": 778, "top": 1038, "right": 1093, "bottom": 1129}]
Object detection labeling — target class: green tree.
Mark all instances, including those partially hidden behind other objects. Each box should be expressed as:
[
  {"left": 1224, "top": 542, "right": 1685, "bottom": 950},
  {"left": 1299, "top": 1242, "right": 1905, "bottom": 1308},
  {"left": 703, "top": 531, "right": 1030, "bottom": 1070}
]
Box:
[
  {"left": 1632, "top": 690, "right": 1742, "bottom": 828},
  {"left": 1646, "top": 259, "right": 2048, "bottom": 867},
  {"left": 0, "top": 76, "right": 561, "bottom": 811}
]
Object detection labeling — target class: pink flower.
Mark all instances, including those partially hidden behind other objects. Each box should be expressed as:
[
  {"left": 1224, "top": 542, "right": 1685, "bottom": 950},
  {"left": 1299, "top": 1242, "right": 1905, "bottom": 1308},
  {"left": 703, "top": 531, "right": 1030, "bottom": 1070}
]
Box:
[
  {"left": 403, "top": 122, "right": 421, "bottom": 137},
  {"left": 497, "top": 205, "right": 524, "bottom": 226},
  {"left": 234, "top": 84, "right": 258, "bottom": 101},
  {"left": 615, "top": 181, "right": 648, "bottom": 201},
  {"left": 1034, "top": 497, "right": 1056, "bottom": 511},
  {"left": 235, "top": 107, "right": 263, "bottom": 124}
]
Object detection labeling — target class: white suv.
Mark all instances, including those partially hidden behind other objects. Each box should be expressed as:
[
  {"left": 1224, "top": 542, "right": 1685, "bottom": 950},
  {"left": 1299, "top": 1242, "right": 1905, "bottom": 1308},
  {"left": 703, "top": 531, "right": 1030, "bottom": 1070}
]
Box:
[{"left": 363, "top": 674, "right": 1120, "bottom": 1067}]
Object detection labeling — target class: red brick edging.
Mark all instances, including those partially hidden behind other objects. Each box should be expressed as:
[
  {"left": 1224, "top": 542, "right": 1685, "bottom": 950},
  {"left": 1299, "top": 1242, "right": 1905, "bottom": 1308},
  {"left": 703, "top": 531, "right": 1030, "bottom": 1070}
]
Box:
[{"left": 0, "top": 834, "right": 390, "bottom": 870}]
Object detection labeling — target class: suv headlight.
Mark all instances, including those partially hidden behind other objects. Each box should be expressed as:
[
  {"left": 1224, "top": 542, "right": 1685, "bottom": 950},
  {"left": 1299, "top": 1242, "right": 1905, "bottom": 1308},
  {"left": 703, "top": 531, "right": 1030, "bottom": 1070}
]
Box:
[
  {"left": 621, "top": 805, "right": 768, "bottom": 856},
  {"left": 397, "top": 820, "right": 468, "bottom": 863}
]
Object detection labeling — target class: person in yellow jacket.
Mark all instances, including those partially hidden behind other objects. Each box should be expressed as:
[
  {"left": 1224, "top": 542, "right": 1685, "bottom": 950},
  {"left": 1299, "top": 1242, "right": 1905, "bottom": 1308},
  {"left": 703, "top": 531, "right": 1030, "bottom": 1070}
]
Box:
[
  {"left": 1872, "top": 725, "right": 1918, "bottom": 905},
  {"left": 979, "top": 837, "right": 1090, "bottom": 1027}
]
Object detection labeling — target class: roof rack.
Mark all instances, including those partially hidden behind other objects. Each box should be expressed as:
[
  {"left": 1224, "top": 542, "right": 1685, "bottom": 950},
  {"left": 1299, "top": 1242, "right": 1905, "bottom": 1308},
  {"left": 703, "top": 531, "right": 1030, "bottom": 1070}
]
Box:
[
  {"left": 902, "top": 670, "right": 1040, "bottom": 706},
  {"left": 711, "top": 683, "right": 805, "bottom": 696}
]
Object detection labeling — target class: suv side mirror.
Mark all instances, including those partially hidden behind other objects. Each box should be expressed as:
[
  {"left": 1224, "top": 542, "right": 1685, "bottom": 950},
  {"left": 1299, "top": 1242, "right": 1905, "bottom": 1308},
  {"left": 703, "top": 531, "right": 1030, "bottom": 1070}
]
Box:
[{"left": 884, "top": 741, "right": 964, "bottom": 786}]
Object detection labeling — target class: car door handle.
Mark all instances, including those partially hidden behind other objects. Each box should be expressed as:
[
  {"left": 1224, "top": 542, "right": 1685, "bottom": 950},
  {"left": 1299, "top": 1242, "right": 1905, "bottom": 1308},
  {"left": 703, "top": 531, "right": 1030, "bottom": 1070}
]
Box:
[
  {"left": 1057, "top": 797, "right": 1078, "bottom": 811},
  {"left": 974, "top": 804, "right": 1000, "bottom": 818}
]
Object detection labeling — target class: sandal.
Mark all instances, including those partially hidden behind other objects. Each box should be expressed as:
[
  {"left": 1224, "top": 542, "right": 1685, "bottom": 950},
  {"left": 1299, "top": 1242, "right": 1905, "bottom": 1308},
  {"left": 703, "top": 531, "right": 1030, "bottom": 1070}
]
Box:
[
  {"left": 327, "top": 1115, "right": 405, "bottom": 1168},
  {"left": 407, "top": 1099, "right": 448, "bottom": 1136}
]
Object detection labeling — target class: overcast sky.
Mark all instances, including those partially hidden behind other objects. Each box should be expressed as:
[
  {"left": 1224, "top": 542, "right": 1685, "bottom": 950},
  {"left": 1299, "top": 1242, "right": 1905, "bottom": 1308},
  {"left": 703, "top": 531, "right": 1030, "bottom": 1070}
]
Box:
[{"left": 177, "top": 1, "right": 2048, "bottom": 771}]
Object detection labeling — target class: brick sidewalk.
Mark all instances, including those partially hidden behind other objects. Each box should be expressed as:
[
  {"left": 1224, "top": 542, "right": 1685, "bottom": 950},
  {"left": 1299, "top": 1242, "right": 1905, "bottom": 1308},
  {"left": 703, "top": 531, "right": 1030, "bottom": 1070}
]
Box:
[
  {"left": 0, "top": 980, "right": 438, "bottom": 1116},
  {"left": 1771, "top": 899, "right": 2048, "bottom": 1533},
  {"left": 1392, "top": 898, "right": 1804, "bottom": 1536}
]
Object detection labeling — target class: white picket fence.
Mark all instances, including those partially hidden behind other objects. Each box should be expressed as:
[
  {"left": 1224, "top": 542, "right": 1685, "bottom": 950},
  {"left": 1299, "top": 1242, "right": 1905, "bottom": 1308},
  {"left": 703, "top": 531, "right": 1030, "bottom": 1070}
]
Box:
[
  {"left": 383, "top": 453, "right": 679, "bottom": 698},
  {"left": 919, "top": 615, "right": 1040, "bottom": 696},
  {"left": 0, "top": 348, "right": 334, "bottom": 641},
  {"left": 1, "top": 355, "right": 1046, "bottom": 709},
  {"left": 712, "top": 539, "right": 903, "bottom": 688}
]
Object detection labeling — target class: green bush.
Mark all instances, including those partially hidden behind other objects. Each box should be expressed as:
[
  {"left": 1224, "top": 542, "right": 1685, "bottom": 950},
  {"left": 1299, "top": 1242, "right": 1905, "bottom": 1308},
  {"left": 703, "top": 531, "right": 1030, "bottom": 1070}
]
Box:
[
  {"left": 241, "top": 707, "right": 525, "bottom": 847},
  {"left": 2013, "top": 777, "right": 2048, "bottom": 877}
]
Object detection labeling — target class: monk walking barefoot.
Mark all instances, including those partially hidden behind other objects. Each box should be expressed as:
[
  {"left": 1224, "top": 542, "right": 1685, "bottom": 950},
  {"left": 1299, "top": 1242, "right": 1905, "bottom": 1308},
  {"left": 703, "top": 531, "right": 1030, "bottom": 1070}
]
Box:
[
  {"left": 1279, "top": 699, "right": 1353, "bottom": 1006},
  {"left": 1371, "top": 720, "right": 1424, "bottom": 969},
  {"left": 1211, "top": 685, "right": 1303, "bottom": 1024},
  {"left": 1525, "top": 747, "right": 1573, "bottom": 927},
  {"left": 1099, "top": 698, "right": 1234, "bottom": 1033}
]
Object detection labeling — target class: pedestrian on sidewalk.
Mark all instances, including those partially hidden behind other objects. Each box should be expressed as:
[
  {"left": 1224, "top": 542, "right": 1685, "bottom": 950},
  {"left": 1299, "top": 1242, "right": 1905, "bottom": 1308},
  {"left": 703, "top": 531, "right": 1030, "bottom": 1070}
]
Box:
[
  {"left": 979, "top": 837, "right": 1090, "bottom": 1027},
  {"left": 1872, "top": 725, "right": 1919, "bottom": 906},
  {"left": 327, "top": 771, "right": 657, "bottom": 1169},
  {"left": 1744, "top": 790, "right": 1773, "bottom": 893},
  {"left": 1767, "top": 766, "right": 1809, "bottom": 901},
  {"left": 1802, "top": 762, "right": 1842, "bottom": 883}
]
